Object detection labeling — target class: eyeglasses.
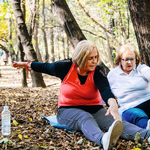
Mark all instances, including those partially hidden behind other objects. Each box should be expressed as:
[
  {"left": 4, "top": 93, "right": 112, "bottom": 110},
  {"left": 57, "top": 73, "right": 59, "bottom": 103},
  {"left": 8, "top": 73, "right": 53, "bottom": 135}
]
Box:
[{"left": 121, "top": 58, "right": 136, "bottom": 62}]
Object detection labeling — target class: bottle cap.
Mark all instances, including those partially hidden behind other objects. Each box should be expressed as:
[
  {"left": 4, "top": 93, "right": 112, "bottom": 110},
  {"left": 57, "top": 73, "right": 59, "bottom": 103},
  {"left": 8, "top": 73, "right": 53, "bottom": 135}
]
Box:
[{"left": 4, "top": 106, "right": 8, "bottom": 110}]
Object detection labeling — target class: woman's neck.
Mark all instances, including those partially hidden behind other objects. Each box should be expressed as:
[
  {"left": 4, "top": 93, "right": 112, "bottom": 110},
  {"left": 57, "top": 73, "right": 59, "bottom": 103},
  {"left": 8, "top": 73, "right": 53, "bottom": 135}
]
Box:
[{"left": 77, "top": 67, "right": 88, "bottom": 76}]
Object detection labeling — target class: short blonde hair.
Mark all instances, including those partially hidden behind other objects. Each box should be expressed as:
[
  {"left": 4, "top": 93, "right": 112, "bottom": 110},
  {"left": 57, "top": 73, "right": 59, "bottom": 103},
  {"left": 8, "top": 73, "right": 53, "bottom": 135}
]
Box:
[
  {"left": 115, "top": 44, "right": 141, "bottom": 67},
  {"left": 72, "top": 40, "right": 100, "bottom": 69}
]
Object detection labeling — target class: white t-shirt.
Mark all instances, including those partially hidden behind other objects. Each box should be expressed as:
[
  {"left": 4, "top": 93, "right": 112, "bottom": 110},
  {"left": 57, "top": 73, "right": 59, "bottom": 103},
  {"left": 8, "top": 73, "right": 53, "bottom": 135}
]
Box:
[{"left": 107, "top": 63, "right": 150, "bottom": 117}]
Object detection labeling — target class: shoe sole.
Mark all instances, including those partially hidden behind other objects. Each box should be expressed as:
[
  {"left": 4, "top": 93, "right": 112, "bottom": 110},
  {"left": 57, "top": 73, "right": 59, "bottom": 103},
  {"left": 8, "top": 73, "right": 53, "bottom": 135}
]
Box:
[{"left": 108, "top": 120, "right": 123, "bottom": 149}]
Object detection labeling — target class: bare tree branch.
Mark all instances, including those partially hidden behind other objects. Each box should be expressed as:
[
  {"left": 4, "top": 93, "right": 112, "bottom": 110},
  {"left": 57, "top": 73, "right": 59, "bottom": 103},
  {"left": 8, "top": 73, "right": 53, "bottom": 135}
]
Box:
[
  {"left": 82, "top": 29, "right": 106, "bottom": 40},
  {"left": 0, "top": 44, "right": 9, "bottom": 53},
  {"left": 77, "top": 0, "right": 122, "bottom": 46}
]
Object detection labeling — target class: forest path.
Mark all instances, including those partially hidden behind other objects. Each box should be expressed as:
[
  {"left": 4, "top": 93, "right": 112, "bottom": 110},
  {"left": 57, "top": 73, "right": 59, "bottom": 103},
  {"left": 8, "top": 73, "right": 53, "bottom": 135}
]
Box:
[{"left": 0, "top": 65, "right": 60, "bottom": 88}]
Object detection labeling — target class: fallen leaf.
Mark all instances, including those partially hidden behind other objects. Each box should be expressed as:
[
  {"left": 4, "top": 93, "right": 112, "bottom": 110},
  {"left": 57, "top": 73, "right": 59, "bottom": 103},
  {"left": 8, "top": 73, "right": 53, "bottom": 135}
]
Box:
[
  {"left": 29, "top": 118, "right": 33, "bottom": 121},
  {"left": 18, "top": 134, "right": 23, "bottom": 140},
  {"left": 13, "top": 120, "right": 19, "bottom": 126}
]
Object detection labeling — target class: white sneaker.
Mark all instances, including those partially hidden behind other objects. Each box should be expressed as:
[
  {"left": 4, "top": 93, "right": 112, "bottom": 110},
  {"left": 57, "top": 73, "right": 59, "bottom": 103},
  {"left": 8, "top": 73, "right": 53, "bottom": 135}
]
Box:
[
  {"left": 146, "top": 119, "right": 150, "bottom": 130},
  {"left": 102, "top": 120, "right": 123, "bottom": 150}
]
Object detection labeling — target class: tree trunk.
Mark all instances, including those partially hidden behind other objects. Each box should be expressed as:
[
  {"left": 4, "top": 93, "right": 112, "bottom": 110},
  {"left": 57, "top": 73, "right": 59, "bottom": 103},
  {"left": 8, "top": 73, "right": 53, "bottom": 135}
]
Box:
[
  {"left": 7, "top": 0, "right": 16, "bottom": 64},
  {"left": 34, "top": 16, "right": 43, "bottom": 62},
  {"left": 104, "top": 30, "right": 114, "bottom": 69},
  {"left": 56, "top": 35, "right": 60, "bottom": 61},
  {"left": 18, "top": 35, "right": 27, "bottom": 87},
  {"left": 0, "top": 44, "right": 16, "bottom": 62},
  {"left": 19, "top": 0, "right": 27, "bottom": 87},
  {"left": 29, "top": 0, "right": 43, "bottom": 62},
  {"left": 28, "top": 0, "right": 36, "bottom": 39},
  {"left": 127, "top": 0, "right": 150, "bottom": 66},
  {"left": 4, "top": 52, "right": 9, "bottom": 65},
  {"left": 52, "top": 0, "right": 110, "bottom": 75},
  {"left": 50, "top": 26, "right": 55, "bottom": 62},
  {"left": 52, "top": 0, "right": 86, "bottom": 48},
  {"left": 50, "top": 3, "right": 55, "bottom": 62},
  {"left": 34, "top": 0, "right": 43, "bottom": 62},
  {"left": 42, "top": 0, "right": 49, "bottom": 62},
  {"left": 11, "top": 0, "right": 46, "bottom": 87},
  {"left": 67, "top": 36, "right": 69, "bottom": 58},
  {"left": 8, "top": 18, "right": 14, "bottom": 64},
  {"left": 0, "top": 45, "right": 9, "bottom": 56},
  {"left": 62, "top": 32, "right": 65, "bottom": 59}
]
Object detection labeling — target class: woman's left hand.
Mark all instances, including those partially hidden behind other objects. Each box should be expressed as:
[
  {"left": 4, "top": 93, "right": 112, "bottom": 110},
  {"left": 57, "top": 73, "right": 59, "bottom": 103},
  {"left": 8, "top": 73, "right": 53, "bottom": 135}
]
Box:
[{"left": 105, "top": 98, "right": 122, "bottom": 121}]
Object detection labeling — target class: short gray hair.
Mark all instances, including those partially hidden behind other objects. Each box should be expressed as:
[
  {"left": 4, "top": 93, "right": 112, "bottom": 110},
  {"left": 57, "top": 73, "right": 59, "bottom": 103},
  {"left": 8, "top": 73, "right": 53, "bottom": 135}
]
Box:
[{"left": 115, "top": 44, "right": 141, "bottom": 66}]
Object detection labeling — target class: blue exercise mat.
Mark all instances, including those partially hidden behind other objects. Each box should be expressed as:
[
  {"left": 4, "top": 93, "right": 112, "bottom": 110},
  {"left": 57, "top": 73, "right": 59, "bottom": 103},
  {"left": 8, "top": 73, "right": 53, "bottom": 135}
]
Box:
[{"left": 41, "top": 114, "right": 73, "bottom": 131}]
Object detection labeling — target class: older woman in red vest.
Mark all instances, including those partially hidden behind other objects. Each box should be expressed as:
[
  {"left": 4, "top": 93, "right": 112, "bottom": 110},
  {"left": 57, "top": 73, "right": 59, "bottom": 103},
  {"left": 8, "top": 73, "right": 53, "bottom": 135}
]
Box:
[{"left": 13, "top": 40, "right": 150, "bottom": 150}]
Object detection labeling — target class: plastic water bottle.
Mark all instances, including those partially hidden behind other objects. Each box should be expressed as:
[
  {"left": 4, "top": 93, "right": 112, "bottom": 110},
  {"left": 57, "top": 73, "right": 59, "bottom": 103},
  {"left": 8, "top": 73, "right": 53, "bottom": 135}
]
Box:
[{"left": 1, "top": 106, "right": 11, "bottom": 136}]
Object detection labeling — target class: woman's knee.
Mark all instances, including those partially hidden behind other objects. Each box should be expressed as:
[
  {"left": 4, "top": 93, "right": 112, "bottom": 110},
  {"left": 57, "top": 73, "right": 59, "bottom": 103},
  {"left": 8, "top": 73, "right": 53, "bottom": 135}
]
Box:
[
  {"left": 122, "top": 108, "right": 148, "bottom": 123},
  {"left": 57, "top": 108, "right": 93, "bottom": 130}
]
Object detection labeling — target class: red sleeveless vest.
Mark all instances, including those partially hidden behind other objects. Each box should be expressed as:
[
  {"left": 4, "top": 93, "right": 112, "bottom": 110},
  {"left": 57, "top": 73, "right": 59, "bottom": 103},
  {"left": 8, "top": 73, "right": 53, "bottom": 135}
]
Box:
[{"left": 58, "top": 63, "right": 102, "bottom": 108}]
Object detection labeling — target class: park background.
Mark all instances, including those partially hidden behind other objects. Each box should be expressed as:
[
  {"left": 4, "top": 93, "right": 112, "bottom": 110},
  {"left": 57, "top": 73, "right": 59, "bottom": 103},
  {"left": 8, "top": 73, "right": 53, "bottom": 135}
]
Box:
[{"left": 0, "top": 0, "right": 150, "bottom": 149}]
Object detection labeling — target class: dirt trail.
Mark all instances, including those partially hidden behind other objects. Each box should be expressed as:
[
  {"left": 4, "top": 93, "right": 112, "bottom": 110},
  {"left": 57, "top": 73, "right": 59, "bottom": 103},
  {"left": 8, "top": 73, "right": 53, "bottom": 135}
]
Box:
[{"left": 0, "top": 65, "right": 60, "bottom": 88}]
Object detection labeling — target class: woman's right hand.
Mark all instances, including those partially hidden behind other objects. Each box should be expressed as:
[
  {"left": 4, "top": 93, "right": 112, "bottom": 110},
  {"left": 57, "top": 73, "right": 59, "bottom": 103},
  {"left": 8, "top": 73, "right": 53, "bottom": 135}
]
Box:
[{"left": 12, "top": 61, "right": 27, "bottom": 69}]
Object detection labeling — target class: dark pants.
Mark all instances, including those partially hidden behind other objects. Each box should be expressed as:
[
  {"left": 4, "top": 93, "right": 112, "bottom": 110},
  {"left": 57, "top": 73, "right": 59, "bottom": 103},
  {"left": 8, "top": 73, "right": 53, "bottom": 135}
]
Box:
[
  {"left": 122, "top": 100, "right": 150, "bottom": 129},
  {"left": 57, "top": 107, "right": 148, "bottom": 146}
]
